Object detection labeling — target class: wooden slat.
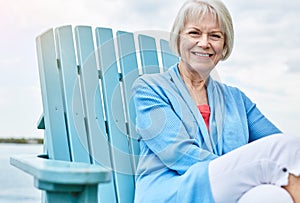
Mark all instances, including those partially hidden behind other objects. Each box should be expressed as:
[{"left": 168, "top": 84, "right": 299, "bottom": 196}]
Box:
[
  {"left": 55, "top": 25, "right": 90, "bottom": 162},
  {"left": 74, "top": 26, "right": 110, "bottom": 165},
  {"left": 116, "top": 31, "right": 140, "bottom": 172},
  {"left": 36, "top": 28, "right": 70, "bottom": 161},
  {"left": 96, "top": 27, "right": 135, "bottom": 203},
  {"left": 160, "top": 39, "right": 179, "bottom": 71},
  {"left": 138, "top": 34, "right": 160, "bottom": 74},
  {"left": 74, "top": 26, "right": 117, "bottom": 203}
]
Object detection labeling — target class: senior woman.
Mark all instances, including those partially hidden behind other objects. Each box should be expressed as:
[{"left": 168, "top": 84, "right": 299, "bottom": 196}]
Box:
[{"left": 132, "top": 0, "right": 300, "bottom": 202}]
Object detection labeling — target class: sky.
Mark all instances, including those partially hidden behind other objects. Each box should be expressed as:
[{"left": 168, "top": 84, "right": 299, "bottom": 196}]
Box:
[{"left": 0, "top": 0, "right": 299, "bottom": 138}]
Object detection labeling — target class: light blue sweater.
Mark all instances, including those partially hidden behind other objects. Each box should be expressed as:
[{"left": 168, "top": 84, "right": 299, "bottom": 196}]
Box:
[{"left": 133, "top": 64, "right": 281, "bottom": 202}]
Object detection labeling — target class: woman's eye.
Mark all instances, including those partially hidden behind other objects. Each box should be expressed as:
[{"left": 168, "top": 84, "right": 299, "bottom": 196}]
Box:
[
  {"left": 188, "top": 31, "right": 200, "bottom": 37},
  {"left": 209, "top": 34, "right": 223, "bottom": 40}
]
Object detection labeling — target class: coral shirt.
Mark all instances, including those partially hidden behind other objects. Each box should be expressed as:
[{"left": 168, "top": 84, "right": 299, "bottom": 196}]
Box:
[{"left": 197, "top": 104, "right": 210, "bottom": 131}]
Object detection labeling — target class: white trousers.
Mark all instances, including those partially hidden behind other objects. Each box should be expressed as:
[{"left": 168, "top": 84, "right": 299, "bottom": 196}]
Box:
[{"left": 208, "top": 134, "right": 300, "bottom": 203}]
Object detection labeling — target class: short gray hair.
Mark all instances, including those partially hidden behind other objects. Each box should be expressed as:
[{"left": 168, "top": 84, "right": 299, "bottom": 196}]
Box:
[{"left": 170, "top": 0, "right": 234, "bottom": 60}]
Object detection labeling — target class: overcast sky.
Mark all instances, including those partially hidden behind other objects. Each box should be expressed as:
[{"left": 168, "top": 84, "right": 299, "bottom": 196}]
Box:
[{"left": 0, "top": 0, "right": 299, "bottom": 138}]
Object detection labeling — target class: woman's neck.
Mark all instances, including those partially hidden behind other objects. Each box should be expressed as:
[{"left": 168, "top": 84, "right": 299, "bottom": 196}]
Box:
[
  {"left": 178, "top": 62, "right": 208, "bottom": 105},
  {"left": 178, "top": 62, "right": 206, "bottom": 90}
]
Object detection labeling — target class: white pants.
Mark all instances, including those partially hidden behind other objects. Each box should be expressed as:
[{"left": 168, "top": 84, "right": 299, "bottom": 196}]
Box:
[{"left": 208, "top": 134, "right": 300, "bottom": 203}]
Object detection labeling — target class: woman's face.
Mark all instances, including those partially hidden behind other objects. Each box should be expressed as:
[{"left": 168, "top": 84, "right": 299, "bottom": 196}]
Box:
[{"left": 179, "top": 13, "right": 225, "bottom": 78}]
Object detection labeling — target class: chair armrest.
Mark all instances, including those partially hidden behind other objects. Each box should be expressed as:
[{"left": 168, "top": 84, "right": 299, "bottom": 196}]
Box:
[
  {"left": 11, "top": 155, "right": 111, "bottom": 202},
  {"left": 10, "top": 155, "right": 111, "bottom": 187}
]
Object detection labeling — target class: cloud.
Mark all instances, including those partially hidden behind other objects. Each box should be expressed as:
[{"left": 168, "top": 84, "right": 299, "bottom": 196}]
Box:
[
  {"left": 218, "top": 0, "right": 300, "bottom": 137},
  {"left": 286, "top": 57, "right": 300, "bottom": 73},
  {"left": 0, "top": 0, "right": 299, "bottom": 138},
  {"left": 78, "top": 0, "right": 183, "bottom": 31}
]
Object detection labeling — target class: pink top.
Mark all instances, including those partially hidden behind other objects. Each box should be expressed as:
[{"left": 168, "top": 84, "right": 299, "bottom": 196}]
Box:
[{"left": 197, "top": 104, "right": 210, "bottom": 131}]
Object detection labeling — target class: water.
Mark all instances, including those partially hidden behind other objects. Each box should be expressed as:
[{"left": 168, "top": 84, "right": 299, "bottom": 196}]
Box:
[{"left": 0, "top": 143, "right": 43, "bottom": 203}]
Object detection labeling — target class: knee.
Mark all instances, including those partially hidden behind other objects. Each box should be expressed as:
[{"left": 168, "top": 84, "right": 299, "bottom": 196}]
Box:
[
  {"left": 273, "top": 134, "right": 300, "bottom": 144},
  {"left": 267, "top": 134, "right": 300, "bottom": 155}
]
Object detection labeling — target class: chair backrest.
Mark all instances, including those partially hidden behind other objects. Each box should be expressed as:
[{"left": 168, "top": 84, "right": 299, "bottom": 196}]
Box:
[{"left": 36, "top": 25, "right": 178, "bottom": 203}]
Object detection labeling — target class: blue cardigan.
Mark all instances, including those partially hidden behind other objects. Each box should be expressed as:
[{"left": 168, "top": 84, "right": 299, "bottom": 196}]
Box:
[{"left": 133, "top": 64, "right": 281, "bottom": 202}]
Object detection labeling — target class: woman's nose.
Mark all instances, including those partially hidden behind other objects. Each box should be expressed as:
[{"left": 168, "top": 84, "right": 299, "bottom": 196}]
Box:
[{"left": 196, "top": 35, "right": 209, "bottom": 48}]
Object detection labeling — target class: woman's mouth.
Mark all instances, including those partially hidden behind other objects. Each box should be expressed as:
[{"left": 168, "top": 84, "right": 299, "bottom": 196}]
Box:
[{"left": 192, "top": 51, "right": 213, "bottom": 57}]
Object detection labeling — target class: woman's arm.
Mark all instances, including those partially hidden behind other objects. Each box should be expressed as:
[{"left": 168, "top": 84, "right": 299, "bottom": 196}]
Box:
[
  {"left": 133, "top": 77, "right": 218, "bottom": 175},
  {"left": 240, "top": 91, "right": 282, "bottom": 142}
]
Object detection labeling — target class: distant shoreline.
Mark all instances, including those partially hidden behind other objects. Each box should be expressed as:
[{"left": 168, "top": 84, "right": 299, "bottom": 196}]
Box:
[{"left": 0, "top": 138, "right": 43, "bottom": 144}]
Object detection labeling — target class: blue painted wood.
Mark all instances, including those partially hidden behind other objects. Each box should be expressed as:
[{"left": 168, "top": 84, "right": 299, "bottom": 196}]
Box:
[
  {"left": 55, "top": 25, "right": 90, "bottom": 163},
  {"left": 10, "top": 155, "right": 110, "bottom": 203},
  {"left": 13, "top": 25, "right": 176, "bottom": 203},
  {"left": 44, "top": 186, "right": 98, "bottom": 203},
  {"left": 96, "top": 27, "right": 135, "bottom": 203},
  {"left": 116, "top": 31, "right": 140, "bottom": 171},
  {"left": 138, "top": 34, "right": 160, "bottom": 74},
  {"left": 74, "top": 26, "right": 117, "bottom": 203},
  {"left": 74, "top": 26, "right": 111, "bottom": 166},
  {"left": 36, "top": 28, "right": 70, "bottom": 161},
  {"left": 160, "top": 39, "right": 179, "bottom": 71},
  {"left": 37, "top": 114, "right": 45, "bottom": 129},
  {"left": 10, "top": 155, "right": 110, "bottom": 184}
]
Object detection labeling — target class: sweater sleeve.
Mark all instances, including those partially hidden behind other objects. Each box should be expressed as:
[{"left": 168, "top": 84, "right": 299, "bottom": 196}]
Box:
[
  {"left": 133, "top": 76, "right": 218, "bottom": 175},
  {"left": 240, "top": 91, "right": 282, "bottom": 142}
]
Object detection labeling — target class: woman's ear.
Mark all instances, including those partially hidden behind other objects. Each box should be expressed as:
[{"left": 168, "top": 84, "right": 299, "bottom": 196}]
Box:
[{"left": 222, "top": 47, "right": 228, "bottom": 59}]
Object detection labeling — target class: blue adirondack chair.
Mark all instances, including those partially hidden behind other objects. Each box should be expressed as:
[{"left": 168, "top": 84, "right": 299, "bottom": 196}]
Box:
[
  {"left": 10, "top": 25, "right": 293, "bottom": 203},
  {"left": 10, "top": 25, "right": 178, "bottom": 203}
]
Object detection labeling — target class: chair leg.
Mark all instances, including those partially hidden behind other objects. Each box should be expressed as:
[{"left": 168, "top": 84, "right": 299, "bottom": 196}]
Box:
[{"left": 36, "top": 179, "right": 99, "bottom": 203}]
